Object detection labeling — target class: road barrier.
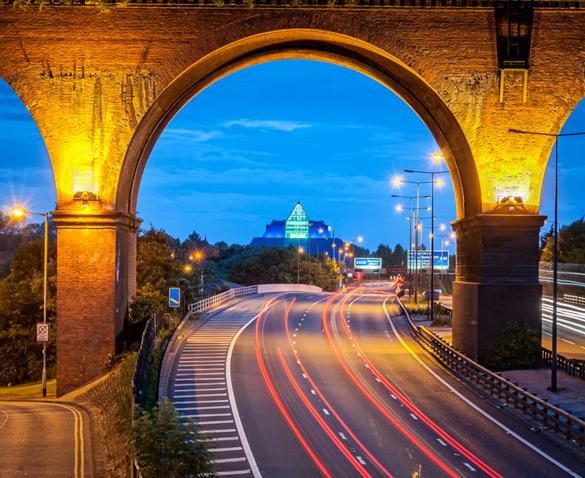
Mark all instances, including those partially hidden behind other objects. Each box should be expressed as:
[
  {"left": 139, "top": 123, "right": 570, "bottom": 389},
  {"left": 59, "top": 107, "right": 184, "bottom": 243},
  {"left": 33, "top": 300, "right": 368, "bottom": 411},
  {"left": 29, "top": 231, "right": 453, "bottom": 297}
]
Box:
[
  {"left": 133, "top": 313, "right": 165, "bottom": 405},
  {"left": 187, "top": 286, "right": 258, "bottom": 315},
  {"left": 397, "top": 298, "right": 585, "bottom": 446},
  {"left": 542, "top": 348, "right": 585, "bottom": 381},
  {"left": 563, "top": 294, "right": 585, "bottom": 306}
]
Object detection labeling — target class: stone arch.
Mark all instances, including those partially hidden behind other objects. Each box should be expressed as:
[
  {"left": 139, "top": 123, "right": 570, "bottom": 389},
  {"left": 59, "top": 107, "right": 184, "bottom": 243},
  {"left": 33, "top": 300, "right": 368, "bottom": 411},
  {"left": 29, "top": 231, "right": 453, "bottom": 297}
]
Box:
[{"left": 117, "top": 29, "right": 482, "bottom": 220}]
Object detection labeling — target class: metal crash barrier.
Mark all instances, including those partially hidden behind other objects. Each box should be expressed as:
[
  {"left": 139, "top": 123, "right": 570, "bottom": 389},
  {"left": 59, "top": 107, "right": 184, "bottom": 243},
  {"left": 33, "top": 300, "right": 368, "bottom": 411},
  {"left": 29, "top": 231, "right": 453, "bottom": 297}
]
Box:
[{"left": 397, "top": 298, "right": 585, "bottom": 446}]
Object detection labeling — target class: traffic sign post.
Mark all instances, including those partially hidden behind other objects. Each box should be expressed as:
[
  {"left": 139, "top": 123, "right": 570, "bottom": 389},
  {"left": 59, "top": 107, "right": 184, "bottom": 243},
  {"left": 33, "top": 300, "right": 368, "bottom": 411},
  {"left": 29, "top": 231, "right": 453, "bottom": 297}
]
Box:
[
  {"left": 169, "top": 287, "right": 181, "bottom": 308},
  {"left": 36, "top": 323, "right": 49, "bottom": 342}
]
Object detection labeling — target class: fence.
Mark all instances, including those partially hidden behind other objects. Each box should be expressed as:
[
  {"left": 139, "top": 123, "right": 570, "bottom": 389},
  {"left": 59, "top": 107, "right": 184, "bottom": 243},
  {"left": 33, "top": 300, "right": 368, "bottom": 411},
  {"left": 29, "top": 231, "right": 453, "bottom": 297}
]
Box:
[
  {"left": 187, "top": 285, "right": 258, "bottom": 315},
  {"left": 542, "top": 348, "right": 585, "bottom": 381},
  {"left": 398, "top": 298, "right": 585, "bottom": 445},
  {"left": 133, "top": 313, "right": 165, "bottom": 405},
  {"left": 564, "top": 294, "right": 585, "bottom": 306}
]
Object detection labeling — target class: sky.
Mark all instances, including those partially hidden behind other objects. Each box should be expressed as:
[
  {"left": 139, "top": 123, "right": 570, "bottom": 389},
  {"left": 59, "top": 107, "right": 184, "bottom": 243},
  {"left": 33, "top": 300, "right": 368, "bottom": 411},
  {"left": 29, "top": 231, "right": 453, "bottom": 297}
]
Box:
[{"left": 0, "top": 59, "right": 583, "bottom": 250}]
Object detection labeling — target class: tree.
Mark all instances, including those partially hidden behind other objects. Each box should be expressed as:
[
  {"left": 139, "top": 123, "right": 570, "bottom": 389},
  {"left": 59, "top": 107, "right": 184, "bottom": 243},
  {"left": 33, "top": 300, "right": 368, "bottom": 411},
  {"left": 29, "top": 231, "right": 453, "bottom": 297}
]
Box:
[
  {"left": 228, "top": 247, "right": 340, "bottom": 292},
  {"left": 0, "top": 238, "right": 56, "bottom": 385},
  {"left": 541, "top": 218, "right": 585, "bottom": 263},
  {"left": 133, "top": 398, "right": 214, "bottom": 478}
]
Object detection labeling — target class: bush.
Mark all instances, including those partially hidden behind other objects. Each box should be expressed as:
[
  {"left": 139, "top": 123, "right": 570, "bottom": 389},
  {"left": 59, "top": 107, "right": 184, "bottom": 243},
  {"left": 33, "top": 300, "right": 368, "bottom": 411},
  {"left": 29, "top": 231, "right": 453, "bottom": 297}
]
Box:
[
  {"left": 483, "top": 322, "right": 540, "bottom": 370},
  {"left": 134, "top": 398, "right": 215, "bottom": 478}
]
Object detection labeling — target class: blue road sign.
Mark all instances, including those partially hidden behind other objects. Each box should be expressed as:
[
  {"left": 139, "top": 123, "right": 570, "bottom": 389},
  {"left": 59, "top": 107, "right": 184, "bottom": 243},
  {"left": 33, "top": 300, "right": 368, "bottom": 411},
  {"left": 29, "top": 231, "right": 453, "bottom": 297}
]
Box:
[
  {"left": 169, "top": 287, "right": 181, "bottom": 308},
  {"left": 407, "top": 250, "right": 449, "bottom": 270},
  {"left": 354, "top": 257, "right": 383, "bottom": 270}
]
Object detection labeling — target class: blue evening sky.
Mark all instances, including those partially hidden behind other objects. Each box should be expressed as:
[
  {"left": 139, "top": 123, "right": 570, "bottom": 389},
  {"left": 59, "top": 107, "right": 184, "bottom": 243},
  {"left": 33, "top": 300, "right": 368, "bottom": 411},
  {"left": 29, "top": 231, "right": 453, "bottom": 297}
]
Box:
[{"left": 0, "top": 60, "right": 583, "bottom": 250}]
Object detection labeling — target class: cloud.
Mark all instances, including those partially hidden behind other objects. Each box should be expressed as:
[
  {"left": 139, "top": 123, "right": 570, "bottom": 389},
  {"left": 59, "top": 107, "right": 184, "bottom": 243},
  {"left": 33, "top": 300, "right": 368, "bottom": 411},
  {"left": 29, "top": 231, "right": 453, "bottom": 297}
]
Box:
[
  {"left": 223, "top": 119, "right": 311, "bottom": 132},
  {"left": 163, "top": 128, "right": 222, "bottom": 142}
]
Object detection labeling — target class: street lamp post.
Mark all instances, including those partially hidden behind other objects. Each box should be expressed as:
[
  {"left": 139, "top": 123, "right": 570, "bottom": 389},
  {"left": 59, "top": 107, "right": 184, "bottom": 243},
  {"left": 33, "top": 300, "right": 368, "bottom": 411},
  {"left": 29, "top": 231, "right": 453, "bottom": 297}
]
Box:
[
  {"left": 509, "top": 128, "right": 585, "bottom": 392},
  {"left": 404, "top": 168, "right": 448, "bottom": 323},
  {"left": 393, "top": 195, "right": 431, "bottom": 297},
  {"left": 11, "top": 207, "right": 49, "bottom": 398},
  {"left": 393, "top": 176, "right": 435, "bottom": 303}
]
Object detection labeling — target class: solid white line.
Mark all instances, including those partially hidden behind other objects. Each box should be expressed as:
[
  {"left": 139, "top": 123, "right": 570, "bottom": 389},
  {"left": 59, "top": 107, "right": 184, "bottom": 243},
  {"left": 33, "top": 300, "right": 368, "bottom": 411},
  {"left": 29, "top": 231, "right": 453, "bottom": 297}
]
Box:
[
  {"left": 436, "top": 438, "right": 447, "bottom": 447},
  {"left": 209, "top": 447, "right": 243, "bottom": 452},
  {"left": 211, "top": 457, "right": 247, "bottom": 464},
  {"left": 215, "top": 470, "right": 252, "bottom": 476},
  {"left": 383, "top": 298, "right": 583, "bottom": 478},
  {"left": 199, "top": 436, "right": 240, "bottom": 442},
  {"left": 226, "top": 299, "right": 283, "bottom": 478},
  {"left": 463, "top": 462, "right": 476, "bottom": 472},
  {"left": 181, "top": 413, "right": 232, "bottom": 418},
  {"left": 356, "top": 456, "right": 367, "bottom": 466},
  {"left": 201, "top": 428, "right": 238, "bottom": 434},
  {"left": 191, "top": 420, "right": 235, "bottom": 425}
]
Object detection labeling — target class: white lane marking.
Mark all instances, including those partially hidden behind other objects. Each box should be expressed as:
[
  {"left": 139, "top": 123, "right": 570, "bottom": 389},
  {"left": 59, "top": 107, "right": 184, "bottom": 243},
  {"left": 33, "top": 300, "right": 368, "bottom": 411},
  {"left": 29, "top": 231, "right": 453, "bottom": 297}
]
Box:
[
  {"left": 202, "top": 428, "right": 238, "bottom": 434},
  {"left": 181, "top": 413, "right": 232, "bottom": 418},
  {"left": 211, "top": 457, "right": 247, "bottom": 464},
  {"left": 322, "top": 408, "right": 330, "bottom": 416},
  {"left": 561, "top": 339, "right": 576, "bottom": 345},
  {"left": 383, "top": 298, "right": 584, "bottom": 478},
  {"left": 436, "top": 438, "right": 447, "bottom": 447},
  {"left": 199, "top": 436, "right": 240, "bottom": 442},
  {"left": 176, "top": 406, "right": 231, "bottom": 411},
  {"left": 188, "top": 420, "right": 234, "bottom": 425},
  {"left": 209, "top": 446, "right": 243, "bottom": 452},
  {"left": 310, "top": 389, "right": 316, "bottom": 395},
  {"left": 175, "top": 399, "right": 229, "bottom": 405},
  {"left": 356, "top": 456, "right": 367, "bottom": 466},
  {"left": 409, "top": 413, "right": 419, "bottom": 421},
  {"left": 339, "top": 432, "right": 348, "bottom": 440},
  {"left": 227, "top": 299, "right": 283, "bottom": 478},
  {"left": 463, "top": 462, "right": 477, "bottom": 472},
  {"left": 216, "top": 470, "right": 252, "bottom": 476}
]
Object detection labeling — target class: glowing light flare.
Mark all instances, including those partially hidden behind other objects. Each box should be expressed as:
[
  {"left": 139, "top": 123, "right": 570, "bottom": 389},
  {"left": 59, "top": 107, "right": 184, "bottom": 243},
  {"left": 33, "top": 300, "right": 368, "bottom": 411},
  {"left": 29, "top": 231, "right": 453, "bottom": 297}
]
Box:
[
  {"left": 439, "top": 224, "right": 446, "bottom": 231},
  {"left": 395, "top": 204, "right": 404, "bottom": 213},
  {"left": 10, "top": 206, "right": 27, "bottom": 219},
  {"left": 431, "top": 152, "right": 445, "bottom": 164},
  {"left": 434, "top": 177, "right": 445, "bottom": 187},
  {"left": 298, "top": 246, "right": 304, "bottom": 254},
  {"left": 183, "top": 264, "right": 193, "bottom": 273},
  {"left": 357, "top": 235, "right": 364, "bottom": 244},
  {"left": 391, "top": 175, "right": 403, "bottom": 188}
]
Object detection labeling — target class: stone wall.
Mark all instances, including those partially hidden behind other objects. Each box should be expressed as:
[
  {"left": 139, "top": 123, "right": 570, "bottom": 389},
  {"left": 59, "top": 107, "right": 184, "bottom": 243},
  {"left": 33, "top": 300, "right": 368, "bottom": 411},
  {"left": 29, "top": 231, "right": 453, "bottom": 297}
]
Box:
[{"left": 62, "top": 354, "right": 136, "bottom": 478}]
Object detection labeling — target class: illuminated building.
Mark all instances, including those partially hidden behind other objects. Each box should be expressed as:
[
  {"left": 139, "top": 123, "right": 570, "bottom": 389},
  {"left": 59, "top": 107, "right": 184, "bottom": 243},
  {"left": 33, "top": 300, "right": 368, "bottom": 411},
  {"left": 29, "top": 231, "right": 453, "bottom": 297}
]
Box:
[{"left": 250, "top": 202, "right": 343, "bottom": 254}]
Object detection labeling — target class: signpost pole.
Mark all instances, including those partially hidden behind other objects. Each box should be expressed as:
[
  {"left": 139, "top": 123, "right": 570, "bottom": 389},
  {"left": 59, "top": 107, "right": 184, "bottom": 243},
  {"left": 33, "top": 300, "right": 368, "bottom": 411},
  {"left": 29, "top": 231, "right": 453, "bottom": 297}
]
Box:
[{"left": 42, "top": 213, "right": 48, "bottom": 398}]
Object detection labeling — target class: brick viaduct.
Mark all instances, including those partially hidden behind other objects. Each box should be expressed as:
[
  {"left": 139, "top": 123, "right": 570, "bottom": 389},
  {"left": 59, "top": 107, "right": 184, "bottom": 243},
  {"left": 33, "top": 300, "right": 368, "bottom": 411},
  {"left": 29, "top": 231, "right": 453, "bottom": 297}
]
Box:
[{"left": 0, "top": 1, "right": 584, "bottom": 394}]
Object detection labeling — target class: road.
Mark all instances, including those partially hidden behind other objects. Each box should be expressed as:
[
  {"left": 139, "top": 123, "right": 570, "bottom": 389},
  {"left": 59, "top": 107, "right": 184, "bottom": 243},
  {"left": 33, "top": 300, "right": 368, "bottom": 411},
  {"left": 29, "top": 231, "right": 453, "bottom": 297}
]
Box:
[
  {"left": 441, "top": 294, "right": 585, "bottom": 360},
  {"left": 177, "top": 286, "right": 585, "bottom": 477},
  {"left": 542, "top": 297, "right": 585, "bottom": 359},
  {"left": 0, "top": 401, "right": 90, "bottom": 478}
]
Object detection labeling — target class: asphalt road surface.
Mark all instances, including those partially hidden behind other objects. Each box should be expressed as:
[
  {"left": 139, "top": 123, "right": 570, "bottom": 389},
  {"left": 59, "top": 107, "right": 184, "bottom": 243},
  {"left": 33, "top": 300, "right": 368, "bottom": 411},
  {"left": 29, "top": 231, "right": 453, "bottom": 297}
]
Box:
[
  {"left": 228, "top": 287, "right": 585, "bottom": 477},
  {"left": 0, "top": 401, "right": 90, "bottom": 478},
  {"left": 542, "top": 297, "right": 585, "bottom": 359}
]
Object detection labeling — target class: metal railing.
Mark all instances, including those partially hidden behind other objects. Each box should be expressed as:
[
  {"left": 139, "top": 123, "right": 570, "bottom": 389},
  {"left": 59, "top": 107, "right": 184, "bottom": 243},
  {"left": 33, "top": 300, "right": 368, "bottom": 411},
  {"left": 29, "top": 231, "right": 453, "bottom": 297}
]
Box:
[
  {"left": 133, "top": 313, "right": 164, "bottom": 405},
  {"left": 187, "top": 285, "right": 258, "bottom": 315},
  {"left": 564, "top": 294, "right": 585, "bottom": 306},
  {"left": 397, "top": 298, "right": 585, "bottom": 445},
  {"left": 542, "top": 348, "right": 585, "bottom": 381}
]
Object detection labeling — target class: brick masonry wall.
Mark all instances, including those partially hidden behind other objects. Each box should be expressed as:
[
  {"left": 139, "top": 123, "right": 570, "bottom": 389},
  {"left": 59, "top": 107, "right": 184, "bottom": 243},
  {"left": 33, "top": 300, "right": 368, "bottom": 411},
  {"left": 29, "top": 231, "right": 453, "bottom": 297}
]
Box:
[{"left": 63, "top": 354, "right": 136, "bottom": 478}]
